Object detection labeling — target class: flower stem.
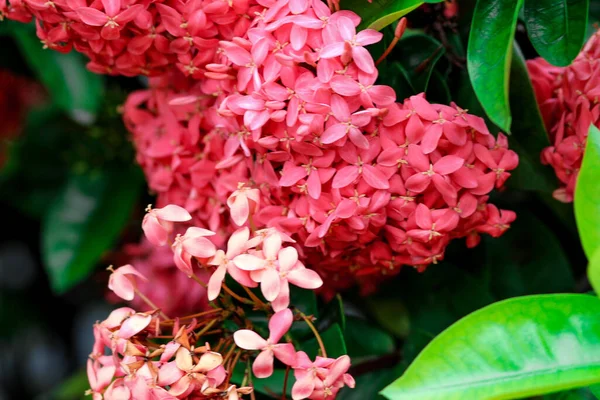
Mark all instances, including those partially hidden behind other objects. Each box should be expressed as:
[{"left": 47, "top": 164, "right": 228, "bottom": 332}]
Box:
[
  {"left": 241, "top": 286, "right": 266, "bottom": 307},
  {"left": 134, "top": 287, "right": 170, "bottom": 320},
  {"left": 190, "top": 272, "right": 208, "bottom": 288},
  {"left": 222, "top": 283, "right": 254, "bottom": 305},
  {"left": 298, "top": 311, "right": 327, "bottom": 358},
  {"left": 281, "top": 365, "right": 291, "bottom": 400},
  {"left": 247, "top": 359, "right": 257, "bottom": 400},
  {"left": 195, "top": 318, "right": 218, "bottom": 339}
]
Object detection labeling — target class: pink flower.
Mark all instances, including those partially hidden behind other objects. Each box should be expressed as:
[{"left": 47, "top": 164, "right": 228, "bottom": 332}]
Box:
[
  {"left": 172, "top": 227, "right": 217, "bottom": 276},
  {"left": 291, "top": 352, "right": 355, "bottom": 400},
  {"left": 233, "top": 308, "right": 296, "bottom": 378},
  {"left": 107, "top": 264, "right": 147, "bottom": 301},
  {"left": 207, "top": 227, "right": 257, "bottom": 300},
  {"left": 142, "top": 204, "right": 192, "bottom": 246},
  {"left": 320, "top": 16, "right": 382, "bottom": 74},
  {"left": 227, "top": 184, "right": 261, "bottom": 226},
  {"left": 75, "top": 0, "right": 144, "bottom": 40}
]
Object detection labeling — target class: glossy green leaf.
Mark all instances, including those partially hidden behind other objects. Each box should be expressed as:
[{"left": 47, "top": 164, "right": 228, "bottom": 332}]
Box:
[
  {"left": 42, "top": 166, "right": 143, "bottom": 293},
  {"left": 366, "top": 297, "right": 411, "bottom": 339},
  {"left": 10, "top": 23, "right": 103, "bottom": 124},
  {"left": 524, "top": 0, "right": 589, "bottom": 67},
  {"left": 381, "top": 294, "right": 600, "bottom": 400},
  {"left": 467, "top": 0, "right": 523, "bottom": 132},
  {"left": 341, "top": 0, "right": 445, "bottom": 31},
  {"left": 575, "top": 124, "right": 600, "bottom": 258},
  {"left": 588, "top": 248, "right": 600, "bottom": 298}
]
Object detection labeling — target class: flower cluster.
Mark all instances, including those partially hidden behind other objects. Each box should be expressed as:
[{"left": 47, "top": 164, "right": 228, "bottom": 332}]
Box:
[
  {"left": 527, "top": 30, "right": 600, "bottom": 202},
  {"left": 98, "top": 203, "right": 354, "bottom": 399},
  {"left": 87, "top": 306, "right": 241, "bottom": 399},
  {"left": 127, "top": 72, "right": 518, "bottom": 295},
  {"left": 0, "top": 0, "right": 265, "bottom": 76}
]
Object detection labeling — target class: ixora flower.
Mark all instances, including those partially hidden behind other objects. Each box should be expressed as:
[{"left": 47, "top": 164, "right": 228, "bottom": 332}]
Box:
[{"left": 527, "top": 29, "right": 600, "bottom": 203}]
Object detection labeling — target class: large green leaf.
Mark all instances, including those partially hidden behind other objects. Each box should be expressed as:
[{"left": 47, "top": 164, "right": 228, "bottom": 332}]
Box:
[
  {"left": 341, "top": 0, "right": 445, "bottom": 31},
  {"left": 381, "top": 294, "right": 600, "bottom": 400},
  {"left": 524, "top": 0, "right": 589, "bottom": 67},
  {"left": 467, "top": 0, "right": 523, "bottom": 132},
  {"left": 587, "top": 249, "right": 600, "bottom": 297},
  {"left": 575, "top": 124, "right": 600, "bottom": 258},
  {"left": 9, "top": 22, "right": 103, "bottom": 124},
  {"left": 42, "top": 166, "right": 143, "bottom": 293}
]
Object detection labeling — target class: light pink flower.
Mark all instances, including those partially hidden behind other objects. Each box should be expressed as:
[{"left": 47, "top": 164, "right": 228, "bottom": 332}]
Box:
[
  {"left": 227, "top": 184, "right": 261, "bottom": 226},
  {"left": 172, "top": 227, "right": 217, "bottom": 276},
  {"left": 142, "top": 204, "right": 192, "bottom": 246},
  {"left": 233, "top": 308, "right": 296, "bottom": 378},
  {"left": 108, "top": 264, "right": 147, "bottom": 301}
]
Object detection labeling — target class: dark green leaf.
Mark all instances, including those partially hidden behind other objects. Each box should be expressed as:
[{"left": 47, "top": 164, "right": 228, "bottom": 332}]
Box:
[
  {"left": 483, "top": 213, "right": 574, "bottom": 299},
  {"left": 382, "top": 294, "right": 600, "bottom": 400},
  {"left": 365, "top": 297, "right": 411, "bottom": 339},
  {"left": 506, "top": 44, "right": 557, "bottom": 192},
  {"left": 10, "top": 23, "right": 103, "bottom": 124},
  {"left": 339, "top": 369, "right": 398, "bottom": 400},
  {"left": 425, "top": 70, "right": 452, "bottom": 104},
  {"left": 50, "top": 370, "right": 88, "bottom": 400},
  {"left": 344, "top": 317, "right": 395, "bottom": 359},
  {"left": 42, "top": 166, "right": 143, "bottom": 293},
  {"left": 543, "top": 387, "right": 600, "bottom": 400},
  {"left": 467, "top": 0, "right": 523, "bottom": 132},
  {"left": 396, "top": 34, "right": 445, "bottom": 93},
  {"left": 302, "top": 323, "right": 347, "bottom": 359},
  {"left": 575, "top": 124, "right": 600, "bottom": 258},
  {"left": 231, "top": 363, "right": 293, "bottom": 398},
  {"left": 524, "top": 0, "right": 589, "bottom": 66},
  {"left": 289, "top": 287, "right": 319, "bottom": 339},
  {"left": 341, "top": 0, "right": 445, "bottom": 31},
  {"left": 316, "top": 294, "right": 345, "bottom": 332}
]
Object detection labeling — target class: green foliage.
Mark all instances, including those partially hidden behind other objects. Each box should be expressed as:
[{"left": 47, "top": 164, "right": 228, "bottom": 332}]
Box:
[
  {"left": 575, "top": 124, "right": 600, "bottom": 259},
  {"left": 42, "top": 166, "right": 143, "bottom": 293},
  {"left": 341, "top": 0, "right": 445, "bottom": 31},
  {"left": 467, "top": 0, "right": 523, "bottom": 132},
  {"left": 382, "top": 294, "right": 600, "bottom": 400},
  {"left": 6, "top": 22, "right": 104, "bottom": 125},
  {"left": 524, "top": 0, "right": 589, "bottom": 67}
]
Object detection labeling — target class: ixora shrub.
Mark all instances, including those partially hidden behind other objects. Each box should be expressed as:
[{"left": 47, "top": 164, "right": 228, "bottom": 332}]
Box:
[{"left": 4, "top": 0, "right": 600, "bottom": 399}]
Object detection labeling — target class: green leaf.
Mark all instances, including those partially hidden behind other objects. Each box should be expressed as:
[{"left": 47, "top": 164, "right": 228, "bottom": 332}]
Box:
[
  {"left": 524, "top": 0, "right": 589, "bottom": 67},
  {"left": 10, "top": 23, "right": 103, "bottom": 124},
  {"left": 366, "top": 297, "right": 411, "bottom": 339},
  {"left": 575, "top": 124, "right": 600, "bottom": 259},
  {"left": 381, "top": 294, "right": 600, "bottom": 400},
  {"left": 396, "top": 34, "right": 445, "bottom": 93},
  {"left": 483, "top": 213, "right": 575, "bottom": 299},
  {"left": 339, "top": 369, "right": 399, "bottom": 400},
  {"left": 588, "top": 249, "right": 600, "bottom": 297},
  {"left": 42, "top": 166, "right": 142, "bottom": 293},
  {"left": 289, "top": 287, "right": 319, "bottom": 339},
  {"left": 344, "top": 317, "right": 395, "bottom": 359},
  {"left": 467, "top": 0, "right": 523, "bottom": 132},
  {"left": 302, "top": 323, "right": 347, "bottom": 359},
  {"left": 341, "top": 0, "right": 445, "bottom": 31},
  {"left": 506, "top": 44, "right": 557, "bottom": 192},
  {"left": 50, "top": 370, "right": 88, "bottom": 400},
  {"left": 231, "top": 363, "right": 293, "bottom": 398}
]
